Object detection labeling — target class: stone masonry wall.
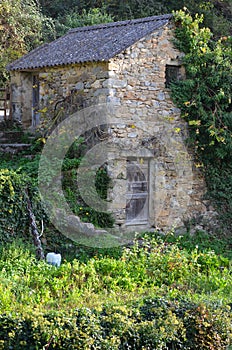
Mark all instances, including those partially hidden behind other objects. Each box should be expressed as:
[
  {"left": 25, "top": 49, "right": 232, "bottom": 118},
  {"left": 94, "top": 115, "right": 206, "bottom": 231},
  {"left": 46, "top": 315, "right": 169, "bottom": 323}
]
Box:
[
  {"left": 38, "top": 61, "right": 109, "bottom": 113},
  {"left": 105, "top": 23, "right": 207, "bottom": 230},
  {"left": 10, "top": 61, "right": 110, "bottom": 128},
  {"left": 10, "top": 71, "right": 33, "bottom": 127}
]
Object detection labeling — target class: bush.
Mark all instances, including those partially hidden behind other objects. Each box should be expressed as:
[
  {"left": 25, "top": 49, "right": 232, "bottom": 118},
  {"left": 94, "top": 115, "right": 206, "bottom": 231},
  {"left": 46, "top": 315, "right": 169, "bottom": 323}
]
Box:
[
  {"left": 0, "top": 168, "right": 45, "bottom": 244},
  {"left": 0, "top": 298, "right": 230, "bottom": 349},
  {"left": 0, "top": 169, "right": 30, "bottom": 241},
  {"left": 171, "top": 10, "right": 232, "bottom": 230},
  {"left": 0, "top": 148, "right": 114, "bottom": 251},
  {"left": 0, "top": 239, "right": 231, "bottom": 349}
]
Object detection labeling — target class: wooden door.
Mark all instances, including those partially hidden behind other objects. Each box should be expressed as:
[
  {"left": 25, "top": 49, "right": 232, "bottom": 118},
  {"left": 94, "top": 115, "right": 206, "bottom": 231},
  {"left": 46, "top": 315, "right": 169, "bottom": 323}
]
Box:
[
  {"left": 32, "top": 75, "right": 40, "bottom": 127},
  {"left": 126, "top": 159, "right": 149, "bottom": 224}
]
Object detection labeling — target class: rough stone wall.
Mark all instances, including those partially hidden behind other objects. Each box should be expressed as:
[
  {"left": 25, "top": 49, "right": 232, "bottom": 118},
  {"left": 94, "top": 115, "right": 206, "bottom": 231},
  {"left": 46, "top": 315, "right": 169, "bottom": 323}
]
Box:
[
  {"left": 10, "top": 71, "right": 33, "bottom": 127},
  {"left": 36, "top": 61, "right": 110, "bottom": 131},
  {"left": 105, "top": 23, "right": 207, "bottom": 230},
  {"left": 10, "top": 62, "right": 109, "bottom": 128},
  {"left": 38, "top": 61, "right": 109, "bottom": 111}
]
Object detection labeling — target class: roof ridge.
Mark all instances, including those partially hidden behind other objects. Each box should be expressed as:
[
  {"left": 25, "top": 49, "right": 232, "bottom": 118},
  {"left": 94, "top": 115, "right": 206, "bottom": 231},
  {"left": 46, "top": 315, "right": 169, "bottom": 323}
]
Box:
[{"left": 68, "top": 13, "right": 172, "bottom": 34}]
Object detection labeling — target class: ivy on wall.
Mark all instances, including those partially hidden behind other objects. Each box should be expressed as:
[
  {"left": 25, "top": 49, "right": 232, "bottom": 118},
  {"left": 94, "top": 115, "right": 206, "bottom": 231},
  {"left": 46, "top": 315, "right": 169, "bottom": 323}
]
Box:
[
  {"left": 171, "top": 9, "right": 232, "bottom": 228},
  {"left": 0, "top": 168, "right": 42, "bottom": 242}
]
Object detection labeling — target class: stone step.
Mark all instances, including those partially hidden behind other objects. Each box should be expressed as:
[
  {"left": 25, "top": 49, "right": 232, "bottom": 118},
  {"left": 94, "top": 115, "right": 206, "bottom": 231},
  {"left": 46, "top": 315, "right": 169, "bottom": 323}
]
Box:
[
  {"left": 0, "top": 131, "right": 24, "bottom": 143},
  {"left": 0, "top": 143, "right": 31, "bottom": 154},
  {"left": 0, "top": 138, "right": 9, "bottom": 143}
]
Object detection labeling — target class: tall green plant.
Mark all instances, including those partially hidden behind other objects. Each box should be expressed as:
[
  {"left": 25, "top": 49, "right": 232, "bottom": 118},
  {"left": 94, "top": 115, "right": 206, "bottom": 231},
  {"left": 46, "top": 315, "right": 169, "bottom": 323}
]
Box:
[
  {"left": 55, "top": 7, "right": 114, "bottom": 37},
  {"left": 0, "top": 168, "right": 45, "bottom": 243},
  {"left": 171, "top": 9, "right": 232, "bottom": 228},
  {"left": 0, "top": 0, "right": 54, "bottom": 85}
]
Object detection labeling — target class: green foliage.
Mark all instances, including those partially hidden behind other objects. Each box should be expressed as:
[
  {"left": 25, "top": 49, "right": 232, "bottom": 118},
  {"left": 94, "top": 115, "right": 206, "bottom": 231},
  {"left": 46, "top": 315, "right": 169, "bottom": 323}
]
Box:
[
  {"left": 62, "top": 163, "right": 114, "bottom": 228},
  {"left": 0, "top": 301, "right": 230, "bottom": 349},
  {"left": 149, "top": 230, "right": 232, "bottom": 260},
  {"left": 61, "top": 138, "right": 114, "bottom": 229},
  {"left": 0, "top": 169, "right": 29, "bottom": 241},
  {"left": 0, "top": 137, "right": 114, "bottom": 246},
  {"left": 164, "top": 1, "right": 232, "bottom": 37},
  {"left": 171, "top": 9, "right": 232, "bottom": 228},
  {"left": 40, "top": 0, "right": 87, "bottom": 17},
  {"left": 104, "top": 0, "right": 167, "bottom": 20},
  {"left": 55, "top": 7, "right": 114, "bottom": 37},
  {"left": 0, "top": 236, "right": 232, "bottom": 308},
  {"left": 0, "top": 0, "right": 54, "bottom": 85},
  {"left": 0, "top": 167, "right": 47, "bottom": 245},
  {"left": 39, "top": 0, "right": 232, "bottom": 38},
  {"left": 0, "top": 239, "right": 231, "bottom": 349},
  {"left": 95, "top": 165, "right": 111, "bottom": 200}
]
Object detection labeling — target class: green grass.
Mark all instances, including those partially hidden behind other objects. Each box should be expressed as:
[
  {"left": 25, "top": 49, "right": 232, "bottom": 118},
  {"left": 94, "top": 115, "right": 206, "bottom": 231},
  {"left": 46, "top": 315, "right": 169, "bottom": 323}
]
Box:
[
  {"left": 0, "top": 235, "right": 231, "bottom": 349},
  {"left": 0, "top": 235, "right": 231, "bottom": 315},
  {"left": 154, "top": 229, "right": 232, "bottom": 260}
]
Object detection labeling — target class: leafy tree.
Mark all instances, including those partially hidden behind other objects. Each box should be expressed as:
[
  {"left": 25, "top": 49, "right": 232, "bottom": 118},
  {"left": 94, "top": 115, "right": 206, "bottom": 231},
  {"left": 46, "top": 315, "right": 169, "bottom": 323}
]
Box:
[
  {"left": 39, "top": 0, "right": 231, "bottom": 39},
  {"left": 55, "top": 7, "right": 114, "bottom": 37},
  {"left": 103, "top": 0, "right": 167, "bottom": 20},
  {"left": 40, "top": 0, "right": 105, "bottom": 18},
  {"left": 198, "top": 0, "right": 232, "bottom": 37},
  {"left": 171, "top": 10, "right": 232, "bottom": 228},
  {"left": 99, "top": 0, "right": 231, "bottom": 37},
  {"left": 0, "top": 0, "right": 54, "bottom": 85}
]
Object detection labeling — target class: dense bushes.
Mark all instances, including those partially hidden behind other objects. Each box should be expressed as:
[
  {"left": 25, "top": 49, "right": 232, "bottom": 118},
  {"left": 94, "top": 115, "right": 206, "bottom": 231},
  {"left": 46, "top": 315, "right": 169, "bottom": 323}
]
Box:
[
  {"left": 171, "top": 10, "right": 232, "bottom": 229},
  {"left": 0, "top": 168, "right": 34, "bottom": 241},
  {"left": 0, "top": 298, "right": 231, "bottom": 349},
  {"left": 0, "top": 239, "right": 231, "bottom": 349},
  {"left": 0, "top": 166, "right": 46, "bottom": 244}
]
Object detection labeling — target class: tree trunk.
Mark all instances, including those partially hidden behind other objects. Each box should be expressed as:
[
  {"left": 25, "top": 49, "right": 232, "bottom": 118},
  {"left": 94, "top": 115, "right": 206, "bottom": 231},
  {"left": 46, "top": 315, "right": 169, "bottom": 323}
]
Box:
[{"left": 25, "top": 188, "right": 45, "bottom": 260}]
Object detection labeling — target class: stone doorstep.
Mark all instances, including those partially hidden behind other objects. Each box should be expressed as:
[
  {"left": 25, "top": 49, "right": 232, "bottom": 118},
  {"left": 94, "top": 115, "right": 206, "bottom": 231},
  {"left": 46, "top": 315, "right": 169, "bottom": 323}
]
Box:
[
  {"left": 0, "top": 143, "right": 31, "bottom": 148},
  {"left": 0, "top": 131, "right": 24, "bottom": 141}
]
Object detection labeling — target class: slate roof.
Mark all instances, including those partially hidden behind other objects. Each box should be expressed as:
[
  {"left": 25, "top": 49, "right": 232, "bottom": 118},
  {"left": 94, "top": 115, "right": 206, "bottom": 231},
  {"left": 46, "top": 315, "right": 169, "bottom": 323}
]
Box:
[{"left": 7, "top": 14, "right": 172, "bottom": 71}]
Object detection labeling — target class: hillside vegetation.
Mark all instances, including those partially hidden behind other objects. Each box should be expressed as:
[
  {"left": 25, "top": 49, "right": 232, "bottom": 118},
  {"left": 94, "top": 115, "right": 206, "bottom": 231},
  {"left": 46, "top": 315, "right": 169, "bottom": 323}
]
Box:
[
  {"left": 0, "top": 235, "right": 231, "bottom": 349},
  {"left": 0, "top": 2, "right": 231, "bottom": 349}
]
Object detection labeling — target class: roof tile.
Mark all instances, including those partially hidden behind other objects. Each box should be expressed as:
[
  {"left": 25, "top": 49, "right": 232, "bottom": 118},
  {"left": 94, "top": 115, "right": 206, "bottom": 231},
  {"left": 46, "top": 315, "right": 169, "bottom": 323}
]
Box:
[{"left": 7, "top": 14, "right": 172, "bottom": 71}]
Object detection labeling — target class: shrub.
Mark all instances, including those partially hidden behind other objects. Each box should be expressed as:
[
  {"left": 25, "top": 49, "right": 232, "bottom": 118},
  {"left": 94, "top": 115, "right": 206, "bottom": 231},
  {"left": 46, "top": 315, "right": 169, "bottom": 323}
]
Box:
[
  {"left": 0, "top": 240, "right": 231, "bottom": 349},
  {"left": 172, "top": 10, "right": 232, "bottom": 230},
  {"left": 0, "top": 298, "right": 230, "bottom": 349},
  {"left": 0, "top": 168, "right": 46, "bottom": 244}
]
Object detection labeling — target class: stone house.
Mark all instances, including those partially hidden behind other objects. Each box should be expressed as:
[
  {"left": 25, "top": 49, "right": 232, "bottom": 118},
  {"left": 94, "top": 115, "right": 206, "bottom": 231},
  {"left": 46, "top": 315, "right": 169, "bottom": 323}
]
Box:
[{"left": 7, "top": 14, "right": 207, "bottom": 232}]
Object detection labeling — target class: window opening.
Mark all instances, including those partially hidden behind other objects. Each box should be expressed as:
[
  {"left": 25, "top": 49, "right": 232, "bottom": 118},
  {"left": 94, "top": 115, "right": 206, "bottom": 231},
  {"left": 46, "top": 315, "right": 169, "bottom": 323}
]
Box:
[{"left": 165, "top": 65, "right": 182, "bottom": 88}]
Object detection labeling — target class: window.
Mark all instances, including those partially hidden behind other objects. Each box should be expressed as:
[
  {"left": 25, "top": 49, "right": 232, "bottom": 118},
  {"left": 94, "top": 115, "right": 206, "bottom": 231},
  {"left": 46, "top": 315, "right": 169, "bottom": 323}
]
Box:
[
  {"left": 126, "top": 158, "right": 149, "bottom": 224},
  {"left": 165, "top": 64, "right": 182, "bottom": 88}
]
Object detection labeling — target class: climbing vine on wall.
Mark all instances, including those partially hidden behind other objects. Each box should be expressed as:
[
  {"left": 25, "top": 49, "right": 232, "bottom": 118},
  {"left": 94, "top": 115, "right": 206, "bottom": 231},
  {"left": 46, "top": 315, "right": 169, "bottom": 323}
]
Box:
[{"left": 171, "top": 9, "right": 232, "bottom": 228}]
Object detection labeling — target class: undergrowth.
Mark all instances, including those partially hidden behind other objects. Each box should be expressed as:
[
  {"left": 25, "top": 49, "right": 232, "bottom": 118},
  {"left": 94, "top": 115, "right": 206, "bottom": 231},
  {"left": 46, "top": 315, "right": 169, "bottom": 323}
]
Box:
[{"left": 0, "top": 237, "right": 231, "bottom": 349}]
